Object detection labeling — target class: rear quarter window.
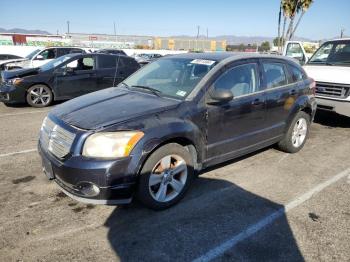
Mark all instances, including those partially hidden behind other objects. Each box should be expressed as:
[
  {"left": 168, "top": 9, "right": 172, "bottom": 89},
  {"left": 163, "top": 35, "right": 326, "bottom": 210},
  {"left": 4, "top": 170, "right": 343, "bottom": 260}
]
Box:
[{"left": 289, "top": 64, "right": 306, "bottom": 82}]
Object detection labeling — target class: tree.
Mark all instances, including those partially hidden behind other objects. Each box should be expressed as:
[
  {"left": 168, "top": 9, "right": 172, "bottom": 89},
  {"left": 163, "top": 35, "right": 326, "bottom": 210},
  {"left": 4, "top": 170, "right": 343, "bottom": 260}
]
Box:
[
  {"left": 273, "top": 37, "right": 285, "bottom": 47},
  {"left": 279, "top": 0, "right": 314, "bottom": 42},
  {"left": 290, "top": 0, "right": 314, "bottom": 39},
  {"left": 260, "top": 41, "right": 271, "bottom": 52}
]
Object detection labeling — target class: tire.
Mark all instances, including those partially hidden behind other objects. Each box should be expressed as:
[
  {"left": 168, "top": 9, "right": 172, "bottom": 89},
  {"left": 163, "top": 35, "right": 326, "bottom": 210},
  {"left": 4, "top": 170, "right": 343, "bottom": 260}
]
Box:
[
  {"left": 26, "top": 84, "right": 53, "bottom": 108},
  {"left": 137, "top": 143, "right": 194, "bottom": 210},
  {"left": 278, "top": 111, "right": 311, "bottom": 153}
]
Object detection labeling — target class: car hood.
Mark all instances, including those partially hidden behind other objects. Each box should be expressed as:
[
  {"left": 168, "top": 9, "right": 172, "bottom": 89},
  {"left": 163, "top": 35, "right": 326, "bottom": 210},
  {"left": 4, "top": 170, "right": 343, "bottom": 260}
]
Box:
[
  {"left": 50, "top": 87, "right": 181, "bottom": 130},
  {"left": 1, "top": 67, "right": 39, "bottom": 80},
  {"left": 303, "top": 65, "right": 350, "bottom": 84},
  {"left": 0, "top": 58, "right": 27, "bottom": 66}
]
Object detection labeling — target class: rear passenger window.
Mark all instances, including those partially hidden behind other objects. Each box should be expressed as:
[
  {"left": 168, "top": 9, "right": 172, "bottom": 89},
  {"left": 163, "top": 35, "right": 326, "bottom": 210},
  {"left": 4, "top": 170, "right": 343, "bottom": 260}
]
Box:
[
  {"left": 263, "top": 63, "right": 287, "bottom": 88},
  {"left": 289, "top": 65, "right": 305, "bottom": 82},
  {"left": 98, "top": 56, "right": 118, "bottom": 69},
  {"left": 214, "top": 63, "right": 259, "bottom": 97}
]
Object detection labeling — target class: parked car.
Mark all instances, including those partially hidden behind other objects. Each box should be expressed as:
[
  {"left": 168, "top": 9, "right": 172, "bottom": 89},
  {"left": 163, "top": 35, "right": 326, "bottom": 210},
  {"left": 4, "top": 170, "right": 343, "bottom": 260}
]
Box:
[
  {"left": 0, "top": 53, "right": 140, "bottom": 107},
  {"left": 0, "top": 54, "right": 23, "bottom": 61},
  {"left": 4, "top": 47, "right": 86, "bottom": 70},
  {"left": 286, "top": 39, "right": 350, "bottom": 117},
  {"left": 38, "top": 53, "right": 316, "bottom": 210},
  {"left": 134, "top": 53, "right": 163, "bottom": 65},
  {"left": 96, "top": 48, "right": 127, "bottom": 56}
]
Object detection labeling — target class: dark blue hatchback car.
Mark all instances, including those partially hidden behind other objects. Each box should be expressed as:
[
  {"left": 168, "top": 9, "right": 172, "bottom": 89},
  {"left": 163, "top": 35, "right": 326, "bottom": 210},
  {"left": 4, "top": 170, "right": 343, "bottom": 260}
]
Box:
[{"left": 38, "top": 53, "right": 317, "bottom": 210}]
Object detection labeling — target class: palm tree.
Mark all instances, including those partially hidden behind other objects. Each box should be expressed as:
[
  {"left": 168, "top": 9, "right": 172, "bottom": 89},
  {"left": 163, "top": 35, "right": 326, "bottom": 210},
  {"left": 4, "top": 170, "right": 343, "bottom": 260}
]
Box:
[
  {"left": 290, "top": 0, "right": 314, "bottom": 39},
  {"left": 281, "top": 0, "right": 293, "bottom": 47},
  {"left": 285, "top": 0, "right": 301, "bottom": 40},
  {"left": 277, "top": 3, "right": 282, "bottom": 51}
]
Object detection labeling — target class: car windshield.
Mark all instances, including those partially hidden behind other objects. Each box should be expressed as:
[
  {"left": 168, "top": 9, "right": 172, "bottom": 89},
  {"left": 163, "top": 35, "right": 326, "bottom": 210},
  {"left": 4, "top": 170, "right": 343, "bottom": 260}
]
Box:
[
  {"left": 25, "top": 49, "right": 41, "bottom": 59},
  {"left": 308, "top": 41, "right": 350, "bottom": 65},
  {"left": 39, "top": 54, "right": 77, "bottom": 71},
  {"left": 123, "top": 57, "right": 217, "bottom": 99}
]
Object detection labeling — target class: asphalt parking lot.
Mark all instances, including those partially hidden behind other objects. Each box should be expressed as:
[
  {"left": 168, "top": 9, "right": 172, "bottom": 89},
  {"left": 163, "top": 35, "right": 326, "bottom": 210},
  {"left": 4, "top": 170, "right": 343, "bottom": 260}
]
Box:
[{"left": 0, "top": 102, "right": 349, "bottom": 262}]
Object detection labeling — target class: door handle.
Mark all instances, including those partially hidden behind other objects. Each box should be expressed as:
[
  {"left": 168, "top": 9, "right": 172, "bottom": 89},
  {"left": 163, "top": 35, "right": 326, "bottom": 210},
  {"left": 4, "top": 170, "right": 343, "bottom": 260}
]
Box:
[
  {"left": 289, "top": 89, "right": 297, "bottom": 95},
  {"left": 251, "top": 98, "right": 263, "bottom": 106}
]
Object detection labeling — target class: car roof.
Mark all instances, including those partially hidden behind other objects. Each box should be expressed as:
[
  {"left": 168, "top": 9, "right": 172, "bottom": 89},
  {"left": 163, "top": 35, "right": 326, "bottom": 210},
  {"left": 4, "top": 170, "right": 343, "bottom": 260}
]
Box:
[{"left": 167, "top": 52, "right": 297, "bottom": 63}]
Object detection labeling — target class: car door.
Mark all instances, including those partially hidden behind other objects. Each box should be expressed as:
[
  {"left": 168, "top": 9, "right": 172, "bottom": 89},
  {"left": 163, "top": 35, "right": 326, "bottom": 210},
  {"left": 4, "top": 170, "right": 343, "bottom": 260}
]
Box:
[
  {"left": 284, "top": 42, "right": 307, "bottom": 64},
  {"left": 32, "top": 48, "right": 57, "bottom": 67},
  {"left": 261, "top": 59, "right": 299, "bottom": 138},
  {"left": 206, "top": 60, "right": 267, "bottom": 163},
  {"left": 54, "top": 55, "right": 98, "bottom": 98}
]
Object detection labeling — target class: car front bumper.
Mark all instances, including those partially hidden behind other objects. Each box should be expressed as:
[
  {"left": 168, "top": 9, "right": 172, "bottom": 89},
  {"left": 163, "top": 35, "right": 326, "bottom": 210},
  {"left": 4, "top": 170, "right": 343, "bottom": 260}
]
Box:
[
  {"left": 316, "top": 97, "right": 350, "bottom": 117},
  {"left": 38, "top": 141, "right": 138, "bottom": 205},
  {"left": 0, "top": 83, "right": 26, "bottom": 104}
]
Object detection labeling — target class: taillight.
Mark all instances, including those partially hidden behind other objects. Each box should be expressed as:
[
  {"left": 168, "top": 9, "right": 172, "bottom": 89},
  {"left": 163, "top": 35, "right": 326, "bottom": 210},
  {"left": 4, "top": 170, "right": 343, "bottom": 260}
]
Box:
[{"left": 309, "top": 78, "right": 316, "bottom": 96}]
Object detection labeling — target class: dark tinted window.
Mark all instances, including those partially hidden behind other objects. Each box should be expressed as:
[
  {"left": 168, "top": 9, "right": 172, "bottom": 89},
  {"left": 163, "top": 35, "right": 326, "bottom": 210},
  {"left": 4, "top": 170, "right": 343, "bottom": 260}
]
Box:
[
  {"left": 123, "top": 57, "right": 139, "bottom": 69},
  {"left": 57, "top": 48, "right": 71, "bottom": 57},
  {"left": 263, "top": 63, "right": 287, "bottom": 88},
  {"left": 289, "top": 65, "right": 305, "bottom": 82},
  {"left": 214, "top": 63, "right": 259, "bottom": 97},
  {"left": 98, "top": 55, "right": 119, "bottom": 69}
]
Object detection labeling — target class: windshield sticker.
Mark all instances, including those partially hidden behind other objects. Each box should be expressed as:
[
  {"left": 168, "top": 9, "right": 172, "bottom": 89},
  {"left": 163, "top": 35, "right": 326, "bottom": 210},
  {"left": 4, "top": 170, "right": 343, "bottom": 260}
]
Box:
[
  {"left": 176, "top": 90, "right": 187, "bottom": 97},
  {"left": 190, "top": 59, "right": 216, "bottom": 66}
]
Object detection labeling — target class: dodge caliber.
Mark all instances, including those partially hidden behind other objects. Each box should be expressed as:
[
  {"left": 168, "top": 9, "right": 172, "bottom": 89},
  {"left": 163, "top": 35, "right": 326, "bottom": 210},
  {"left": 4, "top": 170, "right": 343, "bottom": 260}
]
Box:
[{"left": 38, "top": 53, "right": 317, "bottom": 210}]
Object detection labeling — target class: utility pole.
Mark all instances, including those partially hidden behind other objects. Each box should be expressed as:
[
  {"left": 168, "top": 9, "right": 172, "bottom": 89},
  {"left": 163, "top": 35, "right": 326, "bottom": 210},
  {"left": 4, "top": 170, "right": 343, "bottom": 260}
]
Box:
[
  {"left": 67, "top": 21, "right": 70, "bottom": 36},
  {"left": 340, "top": 28, "right": 345, "bottom": 38}
]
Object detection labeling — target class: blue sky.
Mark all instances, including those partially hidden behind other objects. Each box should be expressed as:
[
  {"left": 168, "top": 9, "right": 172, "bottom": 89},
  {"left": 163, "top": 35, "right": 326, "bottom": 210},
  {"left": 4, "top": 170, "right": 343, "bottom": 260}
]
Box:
[{"left": 1, "top": 0, "right": 349, "bottom": 40}]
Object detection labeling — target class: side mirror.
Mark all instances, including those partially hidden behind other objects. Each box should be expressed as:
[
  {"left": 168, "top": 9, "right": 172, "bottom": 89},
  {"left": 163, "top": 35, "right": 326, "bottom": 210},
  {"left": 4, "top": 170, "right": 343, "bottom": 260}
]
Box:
[
  {"left": 35, "top": 54, "right": 44, "bottom": 60},
  {"left": 208, "top": 88, "right": 233, "bottom": 105}
]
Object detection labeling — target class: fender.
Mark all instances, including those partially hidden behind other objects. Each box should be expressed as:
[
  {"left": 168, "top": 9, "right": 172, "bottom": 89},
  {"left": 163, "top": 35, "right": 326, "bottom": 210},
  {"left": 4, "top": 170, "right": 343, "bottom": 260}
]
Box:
[{"left": 285, "top": 94, "right": 315, "bottom": 132}]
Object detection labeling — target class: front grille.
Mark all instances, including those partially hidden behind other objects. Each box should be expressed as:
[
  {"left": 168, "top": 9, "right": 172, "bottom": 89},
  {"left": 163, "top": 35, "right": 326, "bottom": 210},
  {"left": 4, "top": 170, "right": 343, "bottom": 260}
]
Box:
[
  {"left": 315, "top": 82, "right": 350, "bottom": 98},
  {"left": 40, "top": 117, "right": 76, "bottom": 159}
]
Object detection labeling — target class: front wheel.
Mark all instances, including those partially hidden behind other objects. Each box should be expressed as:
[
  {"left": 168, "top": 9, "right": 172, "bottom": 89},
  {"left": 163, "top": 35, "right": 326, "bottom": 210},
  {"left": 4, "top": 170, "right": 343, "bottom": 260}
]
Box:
[
  {"left": 26, "top": 84, "right": 53, "bottom": 108},
  {"left": 278, "top": 111, "right": 311, "bottom": 153},
  {"left": 137, "top": 143, "right": 194, "bottom": 210}
]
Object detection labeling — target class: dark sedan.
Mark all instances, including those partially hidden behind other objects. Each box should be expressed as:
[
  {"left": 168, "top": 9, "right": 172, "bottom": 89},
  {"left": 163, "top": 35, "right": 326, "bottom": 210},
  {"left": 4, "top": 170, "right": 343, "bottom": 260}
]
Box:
[
  {"left": 38, "top": 53, "right": 317, "bottom": 209},
  {"left": 0, "top": 53, "right": 140, "bottom": 107}
]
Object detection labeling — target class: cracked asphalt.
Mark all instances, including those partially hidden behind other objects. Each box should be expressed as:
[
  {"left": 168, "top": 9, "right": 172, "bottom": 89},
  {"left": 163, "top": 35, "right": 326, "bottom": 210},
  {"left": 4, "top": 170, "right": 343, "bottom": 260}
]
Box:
[{"left": 0, "top": 102, "right": 349, "bottom": 262}]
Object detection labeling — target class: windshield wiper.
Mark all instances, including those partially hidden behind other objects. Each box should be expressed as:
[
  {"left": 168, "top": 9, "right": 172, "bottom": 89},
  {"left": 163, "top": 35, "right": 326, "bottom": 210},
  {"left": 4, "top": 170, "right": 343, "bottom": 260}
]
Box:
[{"left": 131, "top": 85, "right": 162, "bottom": 97}]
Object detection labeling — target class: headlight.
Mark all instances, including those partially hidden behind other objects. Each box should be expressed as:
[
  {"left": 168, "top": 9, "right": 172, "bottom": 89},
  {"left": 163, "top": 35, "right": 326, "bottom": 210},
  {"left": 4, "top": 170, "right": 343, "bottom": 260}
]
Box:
[
  {"left": 82, "top": 131, "right": 144, "bottom": 158},
  {"left": 6, "top": 78, "right": 23, "bottom": 85}
]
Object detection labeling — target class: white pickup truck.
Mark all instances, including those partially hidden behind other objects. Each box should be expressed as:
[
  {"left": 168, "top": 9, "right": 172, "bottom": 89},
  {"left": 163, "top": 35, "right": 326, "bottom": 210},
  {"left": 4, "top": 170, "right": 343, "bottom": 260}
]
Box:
[{"left": 284, "top": 40, "right": 350, "bottom": 117}]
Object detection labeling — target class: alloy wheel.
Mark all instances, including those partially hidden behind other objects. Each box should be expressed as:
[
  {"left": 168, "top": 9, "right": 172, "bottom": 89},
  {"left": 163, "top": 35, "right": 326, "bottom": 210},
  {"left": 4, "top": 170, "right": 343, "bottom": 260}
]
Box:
[
  {"left": 148, "top": 154, "right": 188, "bottom": 203},
  {"left": 29, "top": 86, "right": 51, "bottom": 106},
  {"left": 291, "top": 118, "right": 308, "bottom": 148}
]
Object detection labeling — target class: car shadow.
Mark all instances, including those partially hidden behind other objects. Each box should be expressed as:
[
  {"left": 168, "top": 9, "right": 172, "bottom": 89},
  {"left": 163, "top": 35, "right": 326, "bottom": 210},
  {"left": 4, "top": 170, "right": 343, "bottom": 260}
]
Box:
[
  {"left": 104, "top": 172, "right": 304, "bottom": 261},
  {"left": 314, "top": 110, "right": 350, "bottom": 128}
]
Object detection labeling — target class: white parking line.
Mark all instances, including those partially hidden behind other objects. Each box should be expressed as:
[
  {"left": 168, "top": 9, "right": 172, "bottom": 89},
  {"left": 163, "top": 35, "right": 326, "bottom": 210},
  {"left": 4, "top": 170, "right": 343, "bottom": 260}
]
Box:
[
  {"left": 0, "top": 148, "right": 37, "bottom": 158},
  {"left": 193, "top": 167, "right": 350, "bottom": 262},
  {"left": 0, "top": 110, "right": 49, "bottom": 117}
]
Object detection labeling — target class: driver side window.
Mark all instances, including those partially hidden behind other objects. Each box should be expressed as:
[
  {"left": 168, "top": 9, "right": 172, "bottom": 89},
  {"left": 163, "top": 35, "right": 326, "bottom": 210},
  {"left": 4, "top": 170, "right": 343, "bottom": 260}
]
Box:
[
  {"left": 64, "top": 57, "right": 94, "bottom": 71},
  {"left": 38, "top": 49, "right": 56, "bottom": 60},
  {"left": 214, "top": 63, "right": 259, "bottom": 97}
]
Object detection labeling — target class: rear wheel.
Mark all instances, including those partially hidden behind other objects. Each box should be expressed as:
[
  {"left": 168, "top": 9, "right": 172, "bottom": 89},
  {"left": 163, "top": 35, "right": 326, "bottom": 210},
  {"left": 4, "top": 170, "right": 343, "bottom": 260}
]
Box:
[
  {"left": 26, "top": 84, "right": 53, "bottom": 108},
  {"left": 278, "top": 111, "right": 310, "bottom": 153},
  {"left": 137, "top": 143, "right": 194, "bottom": 210}
]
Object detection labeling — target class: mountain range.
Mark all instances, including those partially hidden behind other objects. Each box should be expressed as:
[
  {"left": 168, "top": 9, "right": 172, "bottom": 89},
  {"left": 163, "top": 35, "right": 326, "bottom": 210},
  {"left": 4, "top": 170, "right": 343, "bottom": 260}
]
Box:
[{"left": 0, "top": 27, "right": 51, "bottom": 35}]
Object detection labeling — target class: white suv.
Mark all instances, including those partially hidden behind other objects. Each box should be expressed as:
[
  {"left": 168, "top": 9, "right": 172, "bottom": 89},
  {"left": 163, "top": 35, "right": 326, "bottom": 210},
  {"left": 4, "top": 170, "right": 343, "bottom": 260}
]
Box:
[
  {"left": 4, "top": 47, "right": 86, "bottom": 70},
  {"left": 285, "top": 39, "right": 350, "bottom": 117}
]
